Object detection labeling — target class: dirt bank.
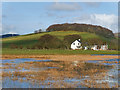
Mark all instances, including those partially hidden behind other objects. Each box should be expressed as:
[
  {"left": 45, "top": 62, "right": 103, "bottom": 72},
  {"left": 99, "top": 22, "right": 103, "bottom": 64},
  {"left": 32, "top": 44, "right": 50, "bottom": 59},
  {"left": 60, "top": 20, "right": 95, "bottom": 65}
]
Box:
[{"left": 1, "top": 55, "right": 118, "bottom": 61}]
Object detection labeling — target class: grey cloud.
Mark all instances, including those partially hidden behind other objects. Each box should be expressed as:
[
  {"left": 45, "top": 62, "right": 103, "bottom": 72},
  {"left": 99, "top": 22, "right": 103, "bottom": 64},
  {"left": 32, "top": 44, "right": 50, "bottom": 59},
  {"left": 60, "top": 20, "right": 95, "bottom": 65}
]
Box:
[
  {"left": 85, "top": 2, "right": 101, "bottom": 8},
  {"left": 71, "top": 14, "right": 118, "bottom": 33},
  {"left": 49, "top": 2, "right": 81, "bottom": 11}
]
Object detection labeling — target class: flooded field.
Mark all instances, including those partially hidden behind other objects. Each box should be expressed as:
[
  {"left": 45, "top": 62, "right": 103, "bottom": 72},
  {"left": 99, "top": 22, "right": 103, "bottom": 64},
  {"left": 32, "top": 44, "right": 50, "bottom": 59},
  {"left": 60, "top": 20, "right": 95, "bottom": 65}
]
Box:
[{"left": 0, "top": 58, "right": 119, "bottom": 88}]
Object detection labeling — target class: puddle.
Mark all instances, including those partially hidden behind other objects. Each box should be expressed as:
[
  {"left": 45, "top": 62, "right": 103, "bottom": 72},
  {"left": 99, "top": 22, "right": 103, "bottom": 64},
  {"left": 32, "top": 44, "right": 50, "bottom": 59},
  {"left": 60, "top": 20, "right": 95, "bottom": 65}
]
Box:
[
  {"left": 1, "top": 58, "right": 119, "bottom": 88},
  {"left": 1, "top": 58, "right": 52, "bottom": 64}
]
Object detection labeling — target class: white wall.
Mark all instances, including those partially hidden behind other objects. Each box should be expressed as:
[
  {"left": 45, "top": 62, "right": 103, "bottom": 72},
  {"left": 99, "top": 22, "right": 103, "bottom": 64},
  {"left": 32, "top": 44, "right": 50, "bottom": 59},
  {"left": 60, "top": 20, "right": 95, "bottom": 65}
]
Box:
[{"left": 71, "top": 40, "right": 82, "bottom": 50}]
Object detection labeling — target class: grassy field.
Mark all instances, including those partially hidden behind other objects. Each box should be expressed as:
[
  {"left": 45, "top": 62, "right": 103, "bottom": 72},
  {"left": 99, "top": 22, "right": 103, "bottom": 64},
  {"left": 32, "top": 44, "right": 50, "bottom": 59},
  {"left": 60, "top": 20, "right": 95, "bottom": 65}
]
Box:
[
  {"left": 2, "top": 48, "right": 119, "bottom": 55},
  {"left": 2, "top": 31, "right": 112, "bottom": 48},
  {"left": 2, "top": 31, "right": 119, "bottom": 55}
]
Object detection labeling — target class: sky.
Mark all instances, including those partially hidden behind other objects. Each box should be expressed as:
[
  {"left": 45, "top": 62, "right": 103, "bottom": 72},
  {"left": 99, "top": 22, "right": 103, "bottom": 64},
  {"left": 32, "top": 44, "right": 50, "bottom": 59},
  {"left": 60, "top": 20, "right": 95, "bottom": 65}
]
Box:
[{"left": 1, "top": 2, "right": 118, "bottom": 35}]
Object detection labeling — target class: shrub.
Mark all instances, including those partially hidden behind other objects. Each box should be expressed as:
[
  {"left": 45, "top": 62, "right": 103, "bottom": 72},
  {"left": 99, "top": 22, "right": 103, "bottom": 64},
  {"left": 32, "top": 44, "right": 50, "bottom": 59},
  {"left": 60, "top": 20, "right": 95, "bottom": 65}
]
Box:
[
  {"left": 10, "top": 44, "right": 18, "bottom": 49},
  {"left": 19, "top": 46, "right": 23, "bottom": 49},
  {"left": 26, "top": 46, "right": 31, "bottom": 49}
]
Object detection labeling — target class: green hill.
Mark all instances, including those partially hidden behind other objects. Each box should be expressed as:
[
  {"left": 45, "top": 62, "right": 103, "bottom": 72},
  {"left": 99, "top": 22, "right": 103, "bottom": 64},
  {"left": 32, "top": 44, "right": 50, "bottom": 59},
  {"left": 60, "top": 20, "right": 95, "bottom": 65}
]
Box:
[
  {"left": 114, "top": 32, "right": 120, "bottom": 38},
  {"left": 2, "top": 31, "right": 118, "bottom": 50},
  {"left": 46, "top": 23, "right": 114, "bottom": 38}
]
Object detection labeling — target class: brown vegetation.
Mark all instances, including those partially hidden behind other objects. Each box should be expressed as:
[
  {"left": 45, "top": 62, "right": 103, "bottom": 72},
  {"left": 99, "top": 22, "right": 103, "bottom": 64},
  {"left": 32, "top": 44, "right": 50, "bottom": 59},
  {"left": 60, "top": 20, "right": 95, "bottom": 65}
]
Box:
[
  {"left": 2, "top": 59, "right": 115, "bottom": 88},
  {"left": 1, "top": 55, "right": 118, "bottom": 61},
  {"left": 46, "top": 23, "right": 114, "bottom": 38}
]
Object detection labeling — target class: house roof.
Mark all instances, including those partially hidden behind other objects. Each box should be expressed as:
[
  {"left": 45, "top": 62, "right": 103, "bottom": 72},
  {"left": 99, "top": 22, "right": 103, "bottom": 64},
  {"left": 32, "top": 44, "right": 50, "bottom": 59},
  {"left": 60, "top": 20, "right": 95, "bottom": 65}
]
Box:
[
  {"left": 76, "top": 40, "right": 81, "bottom": 43},
  {"left": 72, "top": 39, "right": 81, "bottom": 44}
]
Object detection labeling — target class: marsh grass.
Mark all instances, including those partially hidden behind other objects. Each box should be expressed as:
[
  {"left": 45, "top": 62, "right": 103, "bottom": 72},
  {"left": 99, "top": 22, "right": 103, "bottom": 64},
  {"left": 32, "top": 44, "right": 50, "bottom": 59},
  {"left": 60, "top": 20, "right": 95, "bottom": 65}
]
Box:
[
  {"left": 2, "top": 60, "right": 116, "bottom": 88},
  {"left": 100, "top": 61, "right": 118, "bottom": 64},
  {"left": 2, "top": 71, "right": 12, "bottom": 77},
  {"left": 3, "top": 63, "right": 15, "bottom": 65}
]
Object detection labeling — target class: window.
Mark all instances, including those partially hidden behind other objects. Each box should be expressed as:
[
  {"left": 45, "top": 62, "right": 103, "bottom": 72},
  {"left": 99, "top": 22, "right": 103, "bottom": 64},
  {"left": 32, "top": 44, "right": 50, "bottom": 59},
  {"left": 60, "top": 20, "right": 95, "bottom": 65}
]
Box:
[
  {"left": 78, "top": 43, "right": 79, "bottom": 45},
  {"left": 73, "top": 43, "right": 75, "bottom": 45}
]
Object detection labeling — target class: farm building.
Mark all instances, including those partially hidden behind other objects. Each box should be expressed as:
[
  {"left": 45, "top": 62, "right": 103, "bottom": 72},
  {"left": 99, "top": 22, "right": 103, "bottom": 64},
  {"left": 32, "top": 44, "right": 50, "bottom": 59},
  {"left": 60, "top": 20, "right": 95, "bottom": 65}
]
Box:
[
  {"left": 71, "top": 39, "right": 108, "bottom": 50},
  {"left": 91, "top": 44, "right": 108, "bottom": 50},
  {"left": 71, "top": 39, "right": 82, "bottom": 50},
  {"left": 91, "top": 45, "right": 98, "bottom": 50},
  {"left": 84, "top": 46, "right": 88, "bottom": 50},
  {"left": 100, "top": 45, "right": 108, "bottom": 50}
]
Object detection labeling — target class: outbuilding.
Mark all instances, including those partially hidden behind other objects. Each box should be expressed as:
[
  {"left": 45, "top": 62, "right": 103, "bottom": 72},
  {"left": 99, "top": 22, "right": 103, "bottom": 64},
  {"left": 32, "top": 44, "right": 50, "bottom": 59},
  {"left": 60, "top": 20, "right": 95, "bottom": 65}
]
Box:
[
  {"left": 100, "top": 45, "right": 108, "bottom": 50},
  {"left": 91, "top": 45, "right": 98, "bottom": 50}
]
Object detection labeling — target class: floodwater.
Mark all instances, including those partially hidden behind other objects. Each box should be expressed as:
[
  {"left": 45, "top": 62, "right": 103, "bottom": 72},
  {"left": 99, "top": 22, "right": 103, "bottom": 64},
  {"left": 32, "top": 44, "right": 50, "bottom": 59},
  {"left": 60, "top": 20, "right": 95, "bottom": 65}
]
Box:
[{"left": 0, "top": 57, "right": 119, "bottom": 88}]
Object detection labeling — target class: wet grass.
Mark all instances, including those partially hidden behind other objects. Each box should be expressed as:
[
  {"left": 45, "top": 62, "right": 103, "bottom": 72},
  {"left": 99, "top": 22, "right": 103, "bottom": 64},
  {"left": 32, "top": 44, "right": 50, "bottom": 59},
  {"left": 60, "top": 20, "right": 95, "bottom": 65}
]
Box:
[
  {"left": 2, "top": 60, "right": 116, "bottom": 88},
  {"left": 100, "top": 61, "right": 118, "bottom": 64},
  {"left": 2, "top": 71, "right": 12, "bottom": 77},
  {"left": 2, "top": 48, "right": 119, "bottom": 55}
]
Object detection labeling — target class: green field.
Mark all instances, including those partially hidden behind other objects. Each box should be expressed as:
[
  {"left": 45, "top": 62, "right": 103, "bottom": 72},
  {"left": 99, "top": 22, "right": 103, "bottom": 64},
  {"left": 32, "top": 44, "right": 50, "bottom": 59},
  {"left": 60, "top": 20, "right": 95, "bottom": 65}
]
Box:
[
  {"left": 2, "top": 31, "right": 113, "bottom": 48},
  {"left": 2, "top": 48, "right": 119, "bottom": 55},
  {"left": 2, "top": 31, "right": 119, "bottom": 55}
]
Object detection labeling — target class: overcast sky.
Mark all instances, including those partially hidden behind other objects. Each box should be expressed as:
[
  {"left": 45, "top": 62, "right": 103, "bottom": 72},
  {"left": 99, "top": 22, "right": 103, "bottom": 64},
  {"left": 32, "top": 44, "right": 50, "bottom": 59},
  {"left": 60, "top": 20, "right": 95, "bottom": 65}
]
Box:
[{"left": 2, "top": 2, "right": 118, "bottom": 35}]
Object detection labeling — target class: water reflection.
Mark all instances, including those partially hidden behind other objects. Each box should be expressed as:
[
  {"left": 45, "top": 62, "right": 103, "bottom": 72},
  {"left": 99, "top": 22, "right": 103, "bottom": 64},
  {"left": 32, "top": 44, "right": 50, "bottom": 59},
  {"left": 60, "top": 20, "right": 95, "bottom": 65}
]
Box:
[{"left": 1, "top": 58, "right": 119, "bottom": 88}]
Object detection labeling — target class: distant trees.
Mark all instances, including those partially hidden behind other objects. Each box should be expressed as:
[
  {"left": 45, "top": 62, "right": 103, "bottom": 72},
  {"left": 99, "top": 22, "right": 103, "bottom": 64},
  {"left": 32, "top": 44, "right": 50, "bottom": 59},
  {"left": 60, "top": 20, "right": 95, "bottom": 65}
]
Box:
[{"left": 34, "top": 29, "right": 42, "bottom": 34}]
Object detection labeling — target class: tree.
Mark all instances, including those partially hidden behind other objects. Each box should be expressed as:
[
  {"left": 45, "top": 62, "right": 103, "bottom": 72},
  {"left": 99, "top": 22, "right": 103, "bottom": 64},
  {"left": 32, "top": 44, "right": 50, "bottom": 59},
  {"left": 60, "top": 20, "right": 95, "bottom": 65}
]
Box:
[
  {"left": 86, "top": 38, "right": 103, "bottom": 45},
  {"left": 37, "top": 34, "right": 65, "bottom": 49},
  {"left": 46, "top": 23, "right": 114, "bottom": 38},
  {"left": 34, "top": 30, "right": 38, "bottom": 34},
  {"left": 38, "top": 29, "right": 42, "bottom": 33},
  {"left": 34, "top": 29, "right": 42, "bottom": 34}
]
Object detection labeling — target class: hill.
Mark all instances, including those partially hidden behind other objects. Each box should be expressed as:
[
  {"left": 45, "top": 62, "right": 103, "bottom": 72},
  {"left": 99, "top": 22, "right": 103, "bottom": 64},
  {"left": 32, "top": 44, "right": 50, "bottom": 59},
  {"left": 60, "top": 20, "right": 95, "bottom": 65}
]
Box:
[
  {"left": 114, "top": 32, "right": 120, "bottom": 38},
  {"left": 46, "top": 23, "right": 114, "bottom": 38},
  {"left": 2, "top": 31, "right": 118, "bottom": 50}
]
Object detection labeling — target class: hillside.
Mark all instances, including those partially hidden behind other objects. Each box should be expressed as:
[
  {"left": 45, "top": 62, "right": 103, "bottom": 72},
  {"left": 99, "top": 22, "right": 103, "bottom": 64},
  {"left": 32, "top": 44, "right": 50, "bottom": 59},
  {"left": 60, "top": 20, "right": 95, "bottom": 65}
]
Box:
[
  {"left": 114, "top": 32, "right": 120, "bottom": 38},
  {"left": 2, "top": 31, "right": 118, "bottom": 50},
  {"left": 46, "top": 23, "right": 114, "bottom": 38}
]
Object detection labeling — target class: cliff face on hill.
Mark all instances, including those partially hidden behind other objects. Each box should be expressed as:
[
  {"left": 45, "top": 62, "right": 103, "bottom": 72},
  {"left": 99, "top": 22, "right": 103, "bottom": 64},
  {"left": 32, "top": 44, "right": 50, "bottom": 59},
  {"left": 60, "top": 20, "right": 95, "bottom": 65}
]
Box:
[{"left": 46, "top": 23, "right": 114, "bottom": 38}]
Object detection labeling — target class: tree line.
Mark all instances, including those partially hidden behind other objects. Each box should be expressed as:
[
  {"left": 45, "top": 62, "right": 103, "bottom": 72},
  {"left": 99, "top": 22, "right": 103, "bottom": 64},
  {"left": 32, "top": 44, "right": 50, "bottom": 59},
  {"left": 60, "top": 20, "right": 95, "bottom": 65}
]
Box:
[{"left": 10, "top": 34, "right": 119, "bottom": 50}]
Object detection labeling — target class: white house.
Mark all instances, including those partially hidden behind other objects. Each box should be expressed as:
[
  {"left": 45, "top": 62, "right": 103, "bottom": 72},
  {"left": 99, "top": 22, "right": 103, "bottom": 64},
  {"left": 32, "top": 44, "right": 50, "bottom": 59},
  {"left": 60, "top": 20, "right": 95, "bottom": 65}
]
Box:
[
  {"left": 71, "top": 39, "right": 82, "bottom": 50},
  {"left": 91, "top": 45, "right": 98, "bottom": 50},
  {"left": 91, "top": 44, "right": 108, "bottom": 50},
  {"left": 100, "top": 45, "right": 108, "bottom": 50},
  {"left": 84, "top": 46, "right": 88, "bottom": 50}
]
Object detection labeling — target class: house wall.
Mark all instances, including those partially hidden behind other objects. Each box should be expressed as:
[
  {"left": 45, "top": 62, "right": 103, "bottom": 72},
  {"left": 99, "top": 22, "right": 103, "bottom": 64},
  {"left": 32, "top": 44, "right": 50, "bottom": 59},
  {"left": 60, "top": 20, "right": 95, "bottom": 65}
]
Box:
[
  {"left": 71, "top": 40, "right": 82, "bottom": 50},
  {"left": 100, "top": 45, "right": 108, "bottom": 50},
  {"left": 91, "top": 45, "right": 98, "bottom": 50}
]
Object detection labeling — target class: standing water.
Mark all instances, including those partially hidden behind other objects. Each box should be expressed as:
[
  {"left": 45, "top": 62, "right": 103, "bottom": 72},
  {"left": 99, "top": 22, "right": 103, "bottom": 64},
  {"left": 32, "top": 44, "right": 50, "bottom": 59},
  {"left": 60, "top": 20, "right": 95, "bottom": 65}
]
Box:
[{"left": 0, "top": 58, "right": 119, "bottom": 88}]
